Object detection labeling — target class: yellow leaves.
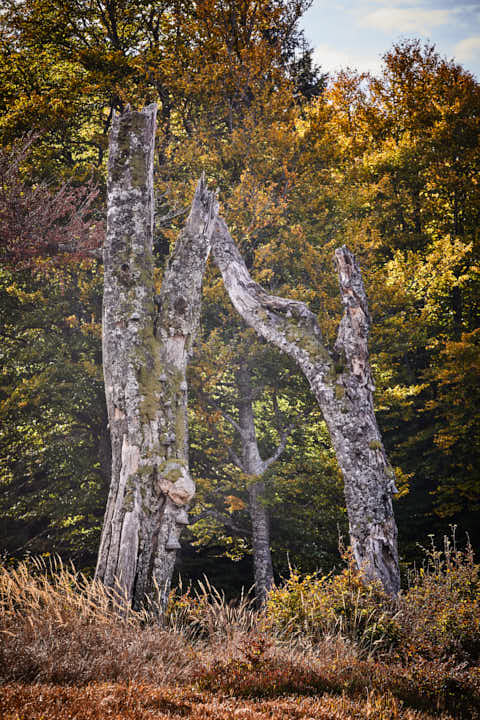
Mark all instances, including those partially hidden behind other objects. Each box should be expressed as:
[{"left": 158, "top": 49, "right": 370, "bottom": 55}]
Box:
[
  {"left": 50, "top": 97, "right": 65, "bottom": 114},
  {"left": 79, "top": 318, "right": 101, "bottom": 339},
  {"left": 5, "top": 284, "right": 44, "bottom": 304},
  {"left": 377, "top": 383, "right": 427, "bottom": 412},
  {"left": 65, "top": 315, "right": 78, "bottom": 328},
  {"left": 152, "top": 268, "right": 163, "bottom": 295},
  {"left": 392, "top": 467, "right": 413, "bottom": 498}
]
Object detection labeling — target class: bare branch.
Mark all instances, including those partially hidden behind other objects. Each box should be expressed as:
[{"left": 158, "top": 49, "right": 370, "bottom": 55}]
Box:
[
  {"left": 196, "top": 390, "right": 247, "bottom": 470},
  {"left": 262, "top": 422, "right": 294, "bottom": 472},
  {"left": 219, "top": 407, "right": 244, "bottom": 437},
  {"left": 211, "top": 216, "right": 332, "bottom": 385},
  {"left": 156, "top": 206, "right": 188, "bottom": 228}
]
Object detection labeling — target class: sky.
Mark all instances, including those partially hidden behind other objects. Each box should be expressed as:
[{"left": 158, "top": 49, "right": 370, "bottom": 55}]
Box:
[{"left": 300, "top": 0, "right": 480, "bottom": 79}]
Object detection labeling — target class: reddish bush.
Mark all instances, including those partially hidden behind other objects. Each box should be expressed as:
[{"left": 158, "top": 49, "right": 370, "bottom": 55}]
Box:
[{"left": 0, "top": 136, "right": 104, "bottom": 271}]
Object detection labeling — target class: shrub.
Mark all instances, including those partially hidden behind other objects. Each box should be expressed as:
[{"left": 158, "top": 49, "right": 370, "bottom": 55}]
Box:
[
  {"left": 400, "top": 536, "right": 480, "bottom": 663},
  {"left": 2, "top": 539, "right": 480, "bottom": 718},
  {"left": 265, "top": 553, "right": 401, "bottom": 655},
  {"left": 265, "top": 538, "right": 480, "bottom": 666}
]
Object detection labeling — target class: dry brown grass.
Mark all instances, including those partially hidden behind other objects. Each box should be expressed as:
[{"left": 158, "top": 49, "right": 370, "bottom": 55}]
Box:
[
  {"left": 1, "top": 554, "right": 479, "bottom": 719},
  {"left": 0, "top": 557, "right": 196, "bottom": 685},
  {"left": 0, "top": 683, "right": 454, "bottom": 720}
]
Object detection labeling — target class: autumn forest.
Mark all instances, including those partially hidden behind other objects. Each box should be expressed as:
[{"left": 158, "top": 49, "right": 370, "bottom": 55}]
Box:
[{"left": 1, "top": 1, "right": 480, "bottom": 718}]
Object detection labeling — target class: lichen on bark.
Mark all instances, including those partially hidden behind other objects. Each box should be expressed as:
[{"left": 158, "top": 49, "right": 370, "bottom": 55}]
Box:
[
  {"left": 96, "top": 103, "right": 218, "bottom": 611},
  {"left": 212, "top": 219, "right": 400, "bottom": 595}
]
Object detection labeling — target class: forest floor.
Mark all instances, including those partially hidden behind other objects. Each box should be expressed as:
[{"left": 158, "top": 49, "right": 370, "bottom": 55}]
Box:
[
  {"left": 1, "top": 550, "right": 479, "bottom": 719},
  {"left": 0, "top": 681, "right": 454, "bottom": 720}
]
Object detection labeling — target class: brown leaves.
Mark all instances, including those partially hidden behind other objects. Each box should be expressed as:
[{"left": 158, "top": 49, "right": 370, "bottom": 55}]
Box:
[
  {"left": 2, "top": 553, "right": 480, "bottom": 718},
  {"left": 0, "top": 682, "right": 450, "bottom": 720}
]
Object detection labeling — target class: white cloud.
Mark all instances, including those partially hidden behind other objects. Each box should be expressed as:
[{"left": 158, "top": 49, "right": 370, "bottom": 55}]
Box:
[
  {"left": 313, "top": 43, "right": 383, "bottom": 76},
  {"left": 454, "top": 36, "right": 480, "bottom": 63},
  {"left": 361, "top": 7, "right": 452, "bottom": 34}
]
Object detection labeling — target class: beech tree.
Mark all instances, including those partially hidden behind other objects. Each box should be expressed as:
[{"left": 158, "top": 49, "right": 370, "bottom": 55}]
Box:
[
  {"left": 198, "top": 359, "right": 292, "bottom": 604},
  {"left": 232, "top": 362, "right": 292, "bottom": 603},
  {"left": 212, "top": 219, "right": 401, "bottom": 595},
  {"left": 95, "top": 103, "right": 217, "bottom": 609}
]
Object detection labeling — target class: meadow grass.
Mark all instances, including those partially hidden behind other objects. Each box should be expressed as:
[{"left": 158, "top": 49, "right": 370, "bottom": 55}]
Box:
[{"left": 1, "top": 539, "right": 479, "bottom": 719}]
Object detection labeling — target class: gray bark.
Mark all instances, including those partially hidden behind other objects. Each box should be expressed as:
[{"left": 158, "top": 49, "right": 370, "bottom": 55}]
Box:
[
  {"left": 212, "top": 218, "right": 400, "bottom": 595},
  {"left": 235, "top": 363, "right": 280, "bottom": 605},
  {"left": 95, "top": 103, "right": 218, "bottom": 610}
]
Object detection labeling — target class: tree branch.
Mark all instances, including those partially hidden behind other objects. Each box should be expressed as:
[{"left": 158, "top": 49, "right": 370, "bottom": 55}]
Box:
[
  {"left": 197, "top": 387, "right": 247, "bottom": 440},
  {"left": 262, "top": 422, "right": 294, "bottom": 472},
  {"left": 211, "top": 216, "right": 333, "bottom": 389}
]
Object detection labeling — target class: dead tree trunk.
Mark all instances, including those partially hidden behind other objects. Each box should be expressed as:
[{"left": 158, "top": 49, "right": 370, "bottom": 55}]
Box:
[
  {"left": 95, "top": 103, "right": 218, "bottom": 610},
  {"left": 212, "top": 218, "right": 400, "bottom": 595}
]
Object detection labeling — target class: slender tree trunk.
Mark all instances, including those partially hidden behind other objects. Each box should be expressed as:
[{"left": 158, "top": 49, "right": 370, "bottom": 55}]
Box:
[
  {"left": 236, "top": 363, "right": 274, "bottom": 604},
  {"left": 212, "top": 218, "right": 400, "bottom": 595},
  {"left": 95, "top": 103, "right": 218, "bottom": 610}
]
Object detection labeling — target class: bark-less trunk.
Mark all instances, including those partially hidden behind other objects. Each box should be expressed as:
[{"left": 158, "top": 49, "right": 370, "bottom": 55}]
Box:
[
  {"left": 212, "top": 219, "right": 400, "bottom": 595},
  {"left": 95, "top": 104, "right": 218, "bottom": 609}
]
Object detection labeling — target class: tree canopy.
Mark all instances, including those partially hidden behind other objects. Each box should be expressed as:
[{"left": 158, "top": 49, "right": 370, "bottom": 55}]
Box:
[{"left": 0, "top": 0, "right": 479, "bottom": 591}]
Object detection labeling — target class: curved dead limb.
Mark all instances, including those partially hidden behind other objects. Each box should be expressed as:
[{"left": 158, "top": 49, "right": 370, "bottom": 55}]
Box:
[{"left": 212, "top": 217, "right": 400, "bottom": 595}]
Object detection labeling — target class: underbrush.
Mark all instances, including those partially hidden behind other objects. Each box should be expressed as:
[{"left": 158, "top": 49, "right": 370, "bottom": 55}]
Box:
[
  {"left": 0, "top": 682, "right": 451, "bottom": 720},
  {"left": 266, "top": 538, "right": 480, "bottom": 665},
  {"left": 1, "top": 539, "right": 479, "bottom": 719}
]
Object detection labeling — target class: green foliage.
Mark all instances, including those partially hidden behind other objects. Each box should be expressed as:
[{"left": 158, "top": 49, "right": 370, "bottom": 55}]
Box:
[
  {"left": 0, "top": 0, "right": 479, "bottom": 594},
  {"left": 0, "top": 263, "right": 108, "bottom": 566},
  {"left": 266, "top": 537, "right": 480, "bottom": 666},
  {"left": 265, "top": 553, "right": 401, "bottom": 654}
]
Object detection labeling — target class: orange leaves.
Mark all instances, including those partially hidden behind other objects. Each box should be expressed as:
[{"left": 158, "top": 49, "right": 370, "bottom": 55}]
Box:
[
  {"left": 65, "top": 314, "right": 78, "bottom": 328},
  {"left": 225, "top": 495, "right": 246, "bottom": 513}
]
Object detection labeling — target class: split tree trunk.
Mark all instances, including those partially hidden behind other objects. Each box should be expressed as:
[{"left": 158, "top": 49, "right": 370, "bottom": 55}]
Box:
[
  {"left": 212, "top": 219, "right": 400, "bottom": 595},
  {"left": 95, "top": 103, "right": 218, "bottom": 610}
]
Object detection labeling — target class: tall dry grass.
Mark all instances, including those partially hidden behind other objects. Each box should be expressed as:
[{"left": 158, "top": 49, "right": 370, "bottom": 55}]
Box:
[
  {"left": 0, "top": 556, "right": 193, "bottom": 684},
  {"left": 1, "top": 540, "right": 480, "bottom": 719}
]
